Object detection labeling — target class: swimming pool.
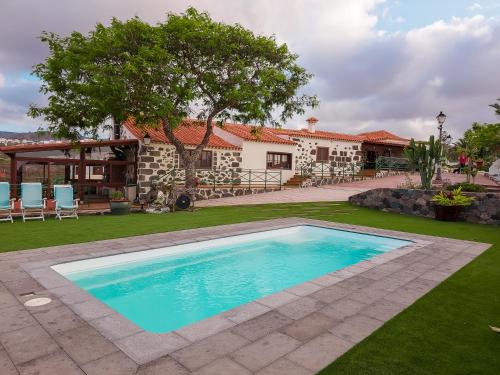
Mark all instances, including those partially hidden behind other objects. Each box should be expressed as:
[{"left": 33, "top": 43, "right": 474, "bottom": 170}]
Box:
[{"left": 52, "top": 225, "right": 412, "bottom": 333}]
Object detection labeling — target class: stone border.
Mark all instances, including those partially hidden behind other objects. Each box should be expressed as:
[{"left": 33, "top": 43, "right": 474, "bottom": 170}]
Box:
[{"left": 1, "top": 218, "right": 491, "bottom": 374}]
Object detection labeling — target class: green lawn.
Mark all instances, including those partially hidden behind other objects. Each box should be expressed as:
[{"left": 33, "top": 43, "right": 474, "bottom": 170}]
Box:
[{"left": 1, "top": 202, "right": 499, "bottom": 374}]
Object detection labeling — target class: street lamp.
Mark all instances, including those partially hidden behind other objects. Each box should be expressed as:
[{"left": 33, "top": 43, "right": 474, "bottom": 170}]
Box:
[
  {"left": 435, "top": 111, "right": 447, "bottom": 183},
  {"left": 143, "top": 132, "right": 151, "bottom": 145}
]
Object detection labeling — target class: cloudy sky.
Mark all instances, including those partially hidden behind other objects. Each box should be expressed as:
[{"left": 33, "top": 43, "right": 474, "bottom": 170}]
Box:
[{"left": 1, "top": 0, "right": 500, "bottom": 140}]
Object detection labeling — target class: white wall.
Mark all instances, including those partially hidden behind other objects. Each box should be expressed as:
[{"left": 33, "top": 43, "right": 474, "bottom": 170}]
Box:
[{"left": 240, "top": 141, "right": 296, "bottom": 182}]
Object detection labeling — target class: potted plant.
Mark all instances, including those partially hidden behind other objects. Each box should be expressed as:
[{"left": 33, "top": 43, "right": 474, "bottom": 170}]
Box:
[
  {"left": 431, "top": 187, "right": 474, "bottom": 221},
  {"left": 109, "top": 191, "right": 130, "bottom": 215}
]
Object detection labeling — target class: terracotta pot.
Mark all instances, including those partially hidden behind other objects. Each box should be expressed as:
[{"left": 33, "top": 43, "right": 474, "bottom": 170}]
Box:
[
  {"left": 110, "top": 200, "right": 130, "bottom": 215},
  {"left": 433, "top": 204, "right": 462, "bottom": 222}
]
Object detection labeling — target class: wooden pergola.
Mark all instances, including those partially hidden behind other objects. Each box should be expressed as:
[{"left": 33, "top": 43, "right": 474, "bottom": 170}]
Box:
[{"left": 0, "top": 139, "right": 139, "bottom": 200}]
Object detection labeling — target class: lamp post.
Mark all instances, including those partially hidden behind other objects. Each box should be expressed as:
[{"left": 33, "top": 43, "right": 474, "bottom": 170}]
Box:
[{"left": 434, "top": 111, "right": 446, "bottom": 183}]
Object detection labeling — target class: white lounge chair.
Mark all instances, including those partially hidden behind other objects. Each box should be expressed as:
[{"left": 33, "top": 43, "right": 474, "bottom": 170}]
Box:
[
  {"left": 53, "top": 185, "right": 79, "bottom": 220},
  {"left": 0, "top": 182, "right": 15, "bottom": 223},
  {"left": 20, "top": 183, "right": 46, "bottom": 222}
]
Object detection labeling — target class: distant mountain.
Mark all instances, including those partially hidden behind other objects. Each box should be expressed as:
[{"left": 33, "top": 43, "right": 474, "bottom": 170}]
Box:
[{"left": 0, "top": 131, "right": 55, "bottom": 141}]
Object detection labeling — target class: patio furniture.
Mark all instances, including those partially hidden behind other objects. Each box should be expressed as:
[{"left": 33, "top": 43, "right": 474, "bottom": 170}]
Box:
[
  {"left": 20, "top": 183, "right": 47, "bottom": 222},
  {"left": 54, "top": 185, "right": 79, "bottom": 220},
  {"left": 0, "top": 182, "right": 15, "bottom": 223}
]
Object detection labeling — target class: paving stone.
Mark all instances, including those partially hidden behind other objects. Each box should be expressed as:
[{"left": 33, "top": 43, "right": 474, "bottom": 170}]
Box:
[
  {"left": 257, "top": 291, "right": 299, "bottom": 308},
  {"left": 81, "top": 351, "right": 138, "bottom": 375},
  {"left": 33, "top": 304, "right": 85, "bottom": 336},
  {"left": 0, "top": 324, "right": 59, "bottom": 365},
  {"left": 48, "top": 285, "right": 92, "bottom": 305},
  {"left": 89, "top": 313, "right": 142, "bottom": 341},
  {"left": 336, "top": 276, "right": 374, "bottom": 291},
  {"left": 70, "top": 300, "right": 114, "bottom": 321},
  {"left": 277, "top": 297, "right": 326, "bottom": 320},
  {"left": 222, "top": 302, "right": 270, "bottom": 324},
  {"left": 329, "top": 315, "right": 383, "bottom": 343},
  {"left": 0, "top": 348, "right": 18, "bottom": 375},
  {"left": 136, "top": 356, "right": 189, "bottom": 375},
  {"left": 320, "top": 297, "right": 368, "bottom": 320},
  {"left": 116, "top": 331, "right": 189, "bottom": 365},
  {"left": 388, "top": 269, "right": 421, "bottom": 283},
  {"left": 256, "top": 358, "right": 313, "bottom": 375},
  {"left": 310, "top": 274, "right": 342, "bottom": 287},
  {"left": 348, "top": 286, "right": 389, "bottom": 305},
  {"left": 286, "top": 333, "right": 351, "bottom": 372},
  {"left": 232, "top": 332, "right": 301, "bottom": 371},
  {"left": 310, "top": 285, "right": 351, "bottom": 304},
  {"left": 384, "top": 286, "right": 426, "bottom": 306},
  {"left": 192, "top": 357, "right": 251, "bottom": 375},
  {"left": 3, "top": 276, "right": 45, "bottom": 298},
  {"left": 405, "top": 262, "right": 435, "bottom": 274},
  {"left": 17, "top": 351, "right": 83, "bottom": 375},
  {"left": 176, "top": 315, "right": 235, "bottom": 342},
  {"left": 0, "top": 287, "right": 20, "bottom": 309},
  {"left": 361, "top": 298, "right": 406, "bottom": 321},
  {"left": 231, "top": 311, "right": 293, "bottom": 341},
  {"left": 0, "top": 305, "right": 37, "bottom": 334},
  {"left": 54, "top": 325, "right": 118, "bottom": 365},
  {"left": 405, "top": 277, "right": 439, "bottom": 293},
  {"left": 419, "top": 256, "right": 445, "bottom": 267},
  {"left": 420, "top": 270, "right": 450, "bottom": 283},
  {"left": 280, "top": 312, "right": 340, "bottom": 342},
  {"left": 286, "top": 282, "right": 323, "bottom": 297},
  {"left": 447, "top": 254, "right": 477, "bottom": 267},
  {"left": 369, "top": 276, "right": 407, "bottom": 292},
  {"left": 171, "top": 330, "right": 249, "bottom": 370}
]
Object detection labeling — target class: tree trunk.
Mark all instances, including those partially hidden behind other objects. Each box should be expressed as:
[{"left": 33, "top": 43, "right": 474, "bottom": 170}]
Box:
[{"left": 161, "top": 116, "right": 216, "bottom": 191}]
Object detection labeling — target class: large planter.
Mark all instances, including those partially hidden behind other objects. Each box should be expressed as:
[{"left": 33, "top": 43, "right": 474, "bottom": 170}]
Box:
[
  {"left": 110, "top": 200, "right": 130, "bottom": 215},
  {"left": 433, "top": 204, "right": 462, "bottom": 222}
]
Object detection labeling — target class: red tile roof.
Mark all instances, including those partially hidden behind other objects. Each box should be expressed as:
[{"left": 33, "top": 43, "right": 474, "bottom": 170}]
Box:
[
  {"left": 123, "top": 119, "right": 241, "bottom": 150},
  {"left": 358, "top": 130, "right": 408, "bottom": 142},
  {"left": 220, "top": 123, "right": 296, "bottom": 145},
  {"left": 270, "top": 128, "right": 364, "bottom": 143}
]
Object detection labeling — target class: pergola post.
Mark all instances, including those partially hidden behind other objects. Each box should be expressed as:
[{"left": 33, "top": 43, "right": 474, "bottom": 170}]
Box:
[
  {"left": 9, "top": 154, "right": 17, "bottom": 198},
  {"left": 78, "top": 149, "right": 85, "bottom": 201}
]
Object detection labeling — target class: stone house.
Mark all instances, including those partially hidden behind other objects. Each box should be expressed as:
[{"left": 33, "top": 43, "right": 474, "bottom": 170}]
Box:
[
  {"left": 119, "top": 118, "right": 406, "bottom": 197},
  {"left": 358, "top": 130, "right": 409, "bottom": 169}
]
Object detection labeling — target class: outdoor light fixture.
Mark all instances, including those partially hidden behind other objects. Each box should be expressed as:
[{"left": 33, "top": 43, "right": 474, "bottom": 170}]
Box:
[
  {"left": 143, "top": 132, "right": 151, "bottom": 145},
  {"left": 434, "top": 111, "right": 447, "bottom": 183}
]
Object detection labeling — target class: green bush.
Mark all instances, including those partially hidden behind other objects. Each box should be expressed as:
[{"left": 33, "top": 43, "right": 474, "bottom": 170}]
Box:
[{"left": 446, "top": 182, "right": 486, "bottom": 192}]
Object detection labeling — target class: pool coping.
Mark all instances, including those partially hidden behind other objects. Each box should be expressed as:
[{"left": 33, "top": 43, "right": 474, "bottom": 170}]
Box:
[{"left": 1, "top": 217, "right": 492, "bottom": 374}]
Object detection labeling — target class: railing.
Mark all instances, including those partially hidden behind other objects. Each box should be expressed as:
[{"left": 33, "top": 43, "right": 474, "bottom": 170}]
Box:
[
  {"left": 156, "top": 167, "right": 283, "bottom": 190},
  {"left": 375, "top": 156, "right": 409, "bottom": 171},
  {"left": 296, "top": 161, "right": 364, "bottom": 178}
]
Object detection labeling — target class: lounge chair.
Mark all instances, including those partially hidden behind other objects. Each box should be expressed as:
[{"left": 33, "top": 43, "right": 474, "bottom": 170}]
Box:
[
  {"left": 20, "top": 183, "right": 46, "bottom": 222},
  {"left": 0, "top": 182, "right": 15, "bottom": 223},
  {"left": 53, "top": 185, "right": 79, "bottom": 220}
]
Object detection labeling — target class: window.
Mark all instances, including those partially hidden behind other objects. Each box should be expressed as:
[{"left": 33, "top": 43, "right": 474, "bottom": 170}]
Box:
[
  {"left": 179, "top": 150, "right": 213, "bottom": 169},
  {"left": 316, "top": 147, "right": 329, "bottom": 162},
  {"left": 267, "top": 152, "right": 292, "bottom": 170}
]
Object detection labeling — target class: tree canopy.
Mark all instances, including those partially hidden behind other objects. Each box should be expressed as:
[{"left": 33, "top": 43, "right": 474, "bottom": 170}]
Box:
[{"left": 29, "top": 7, "right": 317, "bottom": 145}]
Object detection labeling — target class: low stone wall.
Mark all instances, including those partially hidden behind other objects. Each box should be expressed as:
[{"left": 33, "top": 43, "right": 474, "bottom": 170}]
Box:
[
  {"left": 194, "top": 186, "right": 281, "bottom": 201},
  {"left": 349, "top": 188, "right": 500, "bottom": 225}
]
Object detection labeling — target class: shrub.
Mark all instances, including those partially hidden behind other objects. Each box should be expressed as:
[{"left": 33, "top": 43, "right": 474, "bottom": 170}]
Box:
[
  {"left": 432, "top": 187, "right": 474, "bottom": 206},
  {"left": 446, "top": 182, "right": 486, "bottom": 192},
  {"left": 110, "top": 191, "right": 124, "bottom": 200}
]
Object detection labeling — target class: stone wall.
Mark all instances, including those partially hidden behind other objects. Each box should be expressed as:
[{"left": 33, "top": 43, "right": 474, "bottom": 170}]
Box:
[
  {"left": 137, "top": 143, "right": 243, "bottom": 196},
  {"left": 349, "top": 188, "right": 500, "bottom": 225},
  {"left": 194, "top": 186, "right": 281, "bottom": 201},
  {"left": 292, "top": 137, "right": 363, "bottom": 170}
]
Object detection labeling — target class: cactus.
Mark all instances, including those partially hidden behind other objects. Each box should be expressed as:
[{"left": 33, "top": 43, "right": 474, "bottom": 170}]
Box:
[{"left": 403, "top": 136, "right": 441, "bottom": 189}]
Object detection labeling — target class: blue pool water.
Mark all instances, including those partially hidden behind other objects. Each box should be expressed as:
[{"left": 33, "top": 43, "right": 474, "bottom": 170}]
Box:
[{"left": 53, "top": 225, "right": 411, "bottom": 333}]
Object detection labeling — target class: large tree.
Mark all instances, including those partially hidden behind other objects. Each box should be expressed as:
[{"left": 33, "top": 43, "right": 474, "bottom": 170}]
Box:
[{"left": 30, "top": 8, "right": 318, "bottom": 188}]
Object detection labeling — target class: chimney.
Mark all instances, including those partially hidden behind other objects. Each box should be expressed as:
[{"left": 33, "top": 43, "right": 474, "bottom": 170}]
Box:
[{"left": 306, "top": 117, "right": 318, "bottom": 133}]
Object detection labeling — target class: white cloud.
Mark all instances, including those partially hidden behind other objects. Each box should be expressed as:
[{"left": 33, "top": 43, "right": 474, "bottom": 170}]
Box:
[
  {"left": 0, "top": 1, "right": 499, "bottom": 138},
  {"left": 0, "top": 73, "right": 5, "bottom": 88},
  {"left": 467, "top": 3, "right": 482, "bottom": 11}
]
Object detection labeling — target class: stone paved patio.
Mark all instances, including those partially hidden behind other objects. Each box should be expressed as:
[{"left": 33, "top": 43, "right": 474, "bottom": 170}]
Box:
[
  {"left": 195, "top": 172, "right": 496, "bottom": 207},
  {"left": 0, "top": 218, "right": 491, "bottom": 374}
]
